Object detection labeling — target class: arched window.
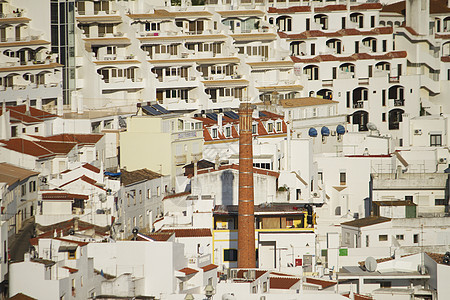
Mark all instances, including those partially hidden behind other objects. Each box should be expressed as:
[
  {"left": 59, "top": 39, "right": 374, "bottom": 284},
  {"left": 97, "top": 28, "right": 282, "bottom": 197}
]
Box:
[
  {"left": 303, "top": 65, "right": 319, "bottom": 80},
  {"left": 388, "top": 109, "right": 404, "bottom": 130}
]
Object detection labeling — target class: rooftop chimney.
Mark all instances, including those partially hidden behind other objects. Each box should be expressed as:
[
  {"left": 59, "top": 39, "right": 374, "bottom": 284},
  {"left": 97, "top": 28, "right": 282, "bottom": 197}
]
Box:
[{"left": 238, "top": 103, "right": 256, "bottom": 268}]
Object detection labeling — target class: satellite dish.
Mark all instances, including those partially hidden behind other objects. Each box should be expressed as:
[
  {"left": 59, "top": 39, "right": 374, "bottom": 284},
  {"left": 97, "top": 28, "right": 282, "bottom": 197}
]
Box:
[
  {"left": 366, "top": 122, "right": 377, "bottom": 131},
  {"left": 365, "top": 257, "right": 377, "bottom": 272}
]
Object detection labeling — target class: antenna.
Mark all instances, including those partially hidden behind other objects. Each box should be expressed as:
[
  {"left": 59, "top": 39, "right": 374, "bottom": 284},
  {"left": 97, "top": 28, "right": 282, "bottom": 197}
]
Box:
[{"left": 365, "top": 257, "right": 377, "bottom": 272}]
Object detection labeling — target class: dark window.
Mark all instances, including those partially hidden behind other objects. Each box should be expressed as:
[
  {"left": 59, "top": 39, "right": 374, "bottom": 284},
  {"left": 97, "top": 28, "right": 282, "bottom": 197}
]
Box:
[
  {"left": 224, "top": 249, "right": 238, "bottom": 261},
  {"left": 382, "top": 89, "right": 386, "bottom": 106},
  {"left": 68, "top": 249, "right": 76, "bottom": 259},
  {"left": 380, "top": 281, "right": 392, "bottom": 288},
  {"left": 339, "top": 172, "right": 346, "bottom": 185},
  {"left": 405, "top": 195, "right": 413, "bottom": 202},
  {"left": 355, "top": 41, "right": 359, "bottom": 53},
  {"left": 413, "top": 234, "right": 419, "bottom": 243},
  {"left": 346, "top": 91, "right": 350, "bottom": 108},
  {"left": 379, "top": 235, "right": 388, "bottom": 241},
  {"left": 371, "top": 16, "right": 375, "bottom": 28},
  {"left": 382, "top": 40, "right": 387, "bottom": 52},
  {"left": 430, "top": 134, "right": 442, "bottom": 146},
  {"left": 310, "top": 44, "right": 315, "bottom": 55},
  {"left": 396, "top": 234, "right": 404, "bottom": 240},
  {"left": 306, "top": 19, "right": 310, "bottom": 31},
  {"left": 342, "top": 17, "right": 346, "bottom": 29},
  {"left": 435, "top": 199, "right": 447, "bottom": 206},
  {"left": 332, "top": 67, "right": 337, "bottom": 79},
  {"left": 382, "top": 113, "right": 386, "bottom": 122}
]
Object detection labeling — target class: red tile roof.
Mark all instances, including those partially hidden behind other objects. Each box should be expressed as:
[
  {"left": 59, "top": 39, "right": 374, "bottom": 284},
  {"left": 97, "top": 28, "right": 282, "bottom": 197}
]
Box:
[
  {"left": 42, "top": 192, "right": 89, "bottom": 201},
  {"left": 194, "top": 164, "right": 280, "bottom": 178},
  {"left": 37, "top": 133, "right": 103, "bottom": 145},
  {"left": 54, "top": 237, "right": 89, "bottom": 246},
  {"left": 291, "top": 51, "right": 407, "bottom": 63},
  {"left": 268, "top": 6, "right": 311, "bottom": 13},
  {"left": 9, "top": 293, "right": 37, "bottom": 300},
  {"left": 59, "top": 175, "right": 105, "bottom": 191},
  {"left": 351, "top": 3, "right": 382, "bottom": 10},
  {"left": 82, "top": 163, "right": 101, "bottom": 173},
  {"left": 236, "top": 269, "right": 267, "bottom": 281},
  {"left": 269, "top": 277, "right": 300, "bottom": 289},
  {"left": 201, "top": 264, "right": 218, "bottom": 272},
  {"left": 162, "top": 191, "right": 191, "bottom": 200},
  {"left": 282, "top": 27, "right": 393, "bottom": 40},
  {"left": 305, "top": 277, "right": 336, "bottom": 289},
  {"left": 159, "top": 228, "right": 212, "bottom": 238},
  {"left": 35, "top": 141, "right": 76, "bottom": 155},
  {"left": 138, "top": 232, "right": 173, "bottom": 241},
  {"left": 315, "top": 4, "right": 346, "bottom": 12},
  {"left": 343, "top": 293, "right": 374, "bottom": 300},
  {"left": 62, "top": 266, "right": 79, "bottom": 274},
  {"left": 0, "top": 138, "right": 55, "bottom": 158},
  {"left": 178, "top": 267, "right": 199, "bottom": 275},
  {"left": 7, "top": 105, "right": 57, "bottom": 120}
]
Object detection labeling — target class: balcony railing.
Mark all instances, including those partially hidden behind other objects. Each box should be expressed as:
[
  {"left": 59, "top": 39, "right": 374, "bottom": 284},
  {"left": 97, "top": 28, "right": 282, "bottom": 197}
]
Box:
[
  {"left": 353, "top": 101, "right": 364, "bottom": 109},
  {"left": 393, "top": 99, "right": 405, "bottom": 106}
]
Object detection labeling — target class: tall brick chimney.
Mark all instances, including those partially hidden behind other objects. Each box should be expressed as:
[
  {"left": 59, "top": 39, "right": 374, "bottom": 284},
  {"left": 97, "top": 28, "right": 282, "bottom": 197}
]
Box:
[{"left": 238, "top": 103, "right": 256, "bottom": 268}]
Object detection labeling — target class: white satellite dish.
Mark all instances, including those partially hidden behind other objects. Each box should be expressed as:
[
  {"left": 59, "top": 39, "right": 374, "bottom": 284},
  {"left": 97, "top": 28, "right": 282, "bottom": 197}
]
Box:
[
  {"left": 366, "top": 122, "right": 378, "bottom": 131},
  {"left": 365, "top": 256, "right": 377, "bottom": 272}
]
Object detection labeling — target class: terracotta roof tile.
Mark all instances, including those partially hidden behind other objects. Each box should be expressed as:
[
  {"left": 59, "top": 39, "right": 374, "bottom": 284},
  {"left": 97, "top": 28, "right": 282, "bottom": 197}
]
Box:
[
  {"left": 341, "top": 216, "right": 391, "bottom": 228},
  {"left": 120, "top": 168, "right": 162, "bottom": 186},
  {"left": 442, "top": 56, "right": 450, "bottom": 62},
  {"left": 280, "top": 97, "right": 338, "bottom": 108},
  {"left": 59, "top": 175, "right": 105, "bottom": 191},
  {"left": 195, "top": 164, "right": 280, "bottom": 178},
  {"left": 0, "top": 138, "right": 55, "bottom": 158},
  {"left": 315, "top": 4, "right": 347, "bottom": 12},
  {"left": 179, "top": 267, "right": 199, "bottom": 275},
  {"left": 162, "top": 191, "right": 191, "bottom": 200},
  {"left": 9, "top": 293, "right": 37, "bottom": 300},
  {"left": 201, "top": 264, "right": 218, "bottom": 272},
  {"left": 42, "top": 193, "right": 89, "bottom": 201},
  {"left": 305, "top": 277, "right": 336, "bottom": 289},
  {"left": 159, "top": 228, "right": 212, "bottom": 237},
  {"left": 35, "top": 141, "right": 76, "bottom": 155},
  {"left": 0, "top": 162, "right": 38, "bottom": 185},
  {"left": 236, "top": 269, "right": 267, "bottom": 281},
  {"left": 138, "top": 232, "right": 172, "bottom": 241},
  {"left": 269, "top": 277, "right": 300, "bottom": 289},
  {"left": 351, "top": 3, "right": 382, "bottom": 10},
  {"left": 37, "top": 133, "right": 103, "bottom": 145},
  {"left": 83, "top": 163, "right": 100, "bottom": 173},
  {"left": 62, "top": 266, "right": 78, "bottom": 274},
  {"left": 7, "top": 105, "right": 57, "bottom": 120},
  {"left": 268, "top": 6, "right": 310, "bottom": 13}
]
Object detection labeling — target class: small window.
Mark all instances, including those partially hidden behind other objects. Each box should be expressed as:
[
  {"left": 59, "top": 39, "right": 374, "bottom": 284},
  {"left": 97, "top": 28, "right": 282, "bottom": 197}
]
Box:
[
  {"left": 68, "top": 249, "right": 76, "bottom": 259},
  {"left": 263, "top": 281, "right": 268, "bottom": 292},
  {"left": 413, "top": 234, "right": 419, "bottom": 243},
  {"left": 225, "top": 126, "right": 231, "bottom": 138},
  {"left": 365, "top": 235, "right": 369, "bottom": 247},
  {"left": 339, "top": 172, "right": 346, "bottom": 185},
  {"left": 252, "top": 124, "right": 257, "bottom": 134},
  {"left": 380, "top": 281, "right": 392, "bottom": 288},
  {"left": 396, "top": 234, "right": 404, "bottom": 240},
  {"left": 212, "top": 128, "right": 218, "bottom": 138},
  {"left": 382, "top": 113, "right": 386, "bottom": 122},
  {"left": 224, "top": 249, "right": 238, "bottom": 261},
  {"left": 435, "top": 199, "right": 447, "bottom": 206},
  {"left": 405, "top": 195, "right": 413, "bottom": 202},
  {"left": 296, "top": 189, "right": 301, "bottom": 200},
  {"left": 379, "top": 235, "right": 388, "bottom": 241},
  {"left": 276, "top": 122, "right": 282, "bottom": 132},
  {"left": 147, "top": 189, "right": 151, "bottom": 199},
  {"left": 430, "top": 134, "right": 442, "bottom": 146},
  {"left": 21, "top": 184, "right": 26, "bottom": 196}
]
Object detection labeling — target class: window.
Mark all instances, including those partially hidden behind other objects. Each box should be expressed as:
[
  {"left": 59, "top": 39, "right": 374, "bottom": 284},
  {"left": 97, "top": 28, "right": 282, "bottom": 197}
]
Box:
[
  {"left": 68, "top": 249, "right": 76, "bottom": 259},
  {"left": 310, "top": 43, "right": 315, "bottom": 55},
  {"left": 430, "top": 134, "right": 442, "bottom": 146},
  {"left": 382, "top": 89, "right": 386, "bottom": 106},
  {"left": 435, "top": 199, "right": 447, "bottom": 206},
  {"left": 157, "top": 186, "right": 160, "bottom": 196},
  {"left": 252, "top": 285, "right": 257, "bottom": 293},
  {"left": 405, "top": 195, "right": 413, "bottom": 202},
  {"left": 267, "top": 122, "right": 273, "bottom": 133},
  {"left": 366, "top": 235, "right": 369, "bottom": 247},
  {"left": 147, "top": 189, "right": 151, "bottom": 199},
  {"left": 139, "top": 190, "right": 142, "bottom": 203},
  {"left": 379, "top": 235, "right": 388, "bottom": 241},
  {"left": 339, "top": 172, "right": 346, "bottom": 185},
  {"left": 396, "top": 234, "right": 404, "bottom": 240},
  {"left": 212, "top": 128, "right": 218, "bottom": 138},
  {"left": 225, "top": 126, "right": 231, "bottom": 138},
  {"left": 252, "top": 124, "right": 257, "bottom": 134},
  {"left": 382, "top": 113, "right": 386, "bottom": 122},
  {"left": 263, "top": 281, "right": 268, "bottom": 292},
  {"left": 380, "top": 281, "right": 392, "bottom": 288},
  {"left": 29, "top": 181, "right": 36, "bottom": 193},
  {"left": 371, "top": 16, "right": 375, "bottom": 28},
  {"left": 318, "top": 172, "right": 323, "bottom": 183},
  {"left": 224, "top": 249, "right": 238, "bottom": 261},
  {"left": 21, "top": 184, "right": 26, "bottom": 196},
  {"left": 296, "top": 189, "right": 301, "bottom": 200},
  {"left": 276, "top": 122, "right": 282, "bottom": 132},
  {"left": 413, "top": 234, "right": 419, "bottom": 243}
]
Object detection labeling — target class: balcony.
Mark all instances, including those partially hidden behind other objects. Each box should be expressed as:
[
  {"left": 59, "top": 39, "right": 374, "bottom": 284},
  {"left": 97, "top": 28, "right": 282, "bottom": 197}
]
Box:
[
  {"left": 393, "top": 99, "right": 405, "bottom": 106},
  {"left": 389, "top": 76, "right": 400, "bottom": 83},
  {"left": 358, "top": 77, "right": 369, "bottom": 85},
  {"left": 353, "top": 101, "right": 364, "bottom": 109},
  {"left": 322, "top": 79, "right": 333, "bottom": 87},
  {"left": 100, "top": 77, "right": 144, "bottom": 90}
]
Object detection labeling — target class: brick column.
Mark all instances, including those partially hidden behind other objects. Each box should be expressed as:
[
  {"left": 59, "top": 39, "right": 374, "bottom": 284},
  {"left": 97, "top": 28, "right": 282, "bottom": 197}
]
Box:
[{"left": 238, "top": 103, "right": 256, "bottom": 268}]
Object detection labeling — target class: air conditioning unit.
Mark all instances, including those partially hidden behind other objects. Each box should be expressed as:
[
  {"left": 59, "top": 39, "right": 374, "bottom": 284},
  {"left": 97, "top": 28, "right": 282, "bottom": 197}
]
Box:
[
  {"left": 414, "top": 129, "right": 422, "bottom": 135},
  {"left": 438, "top": 157, "right": 447, "bottom": 164}
]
